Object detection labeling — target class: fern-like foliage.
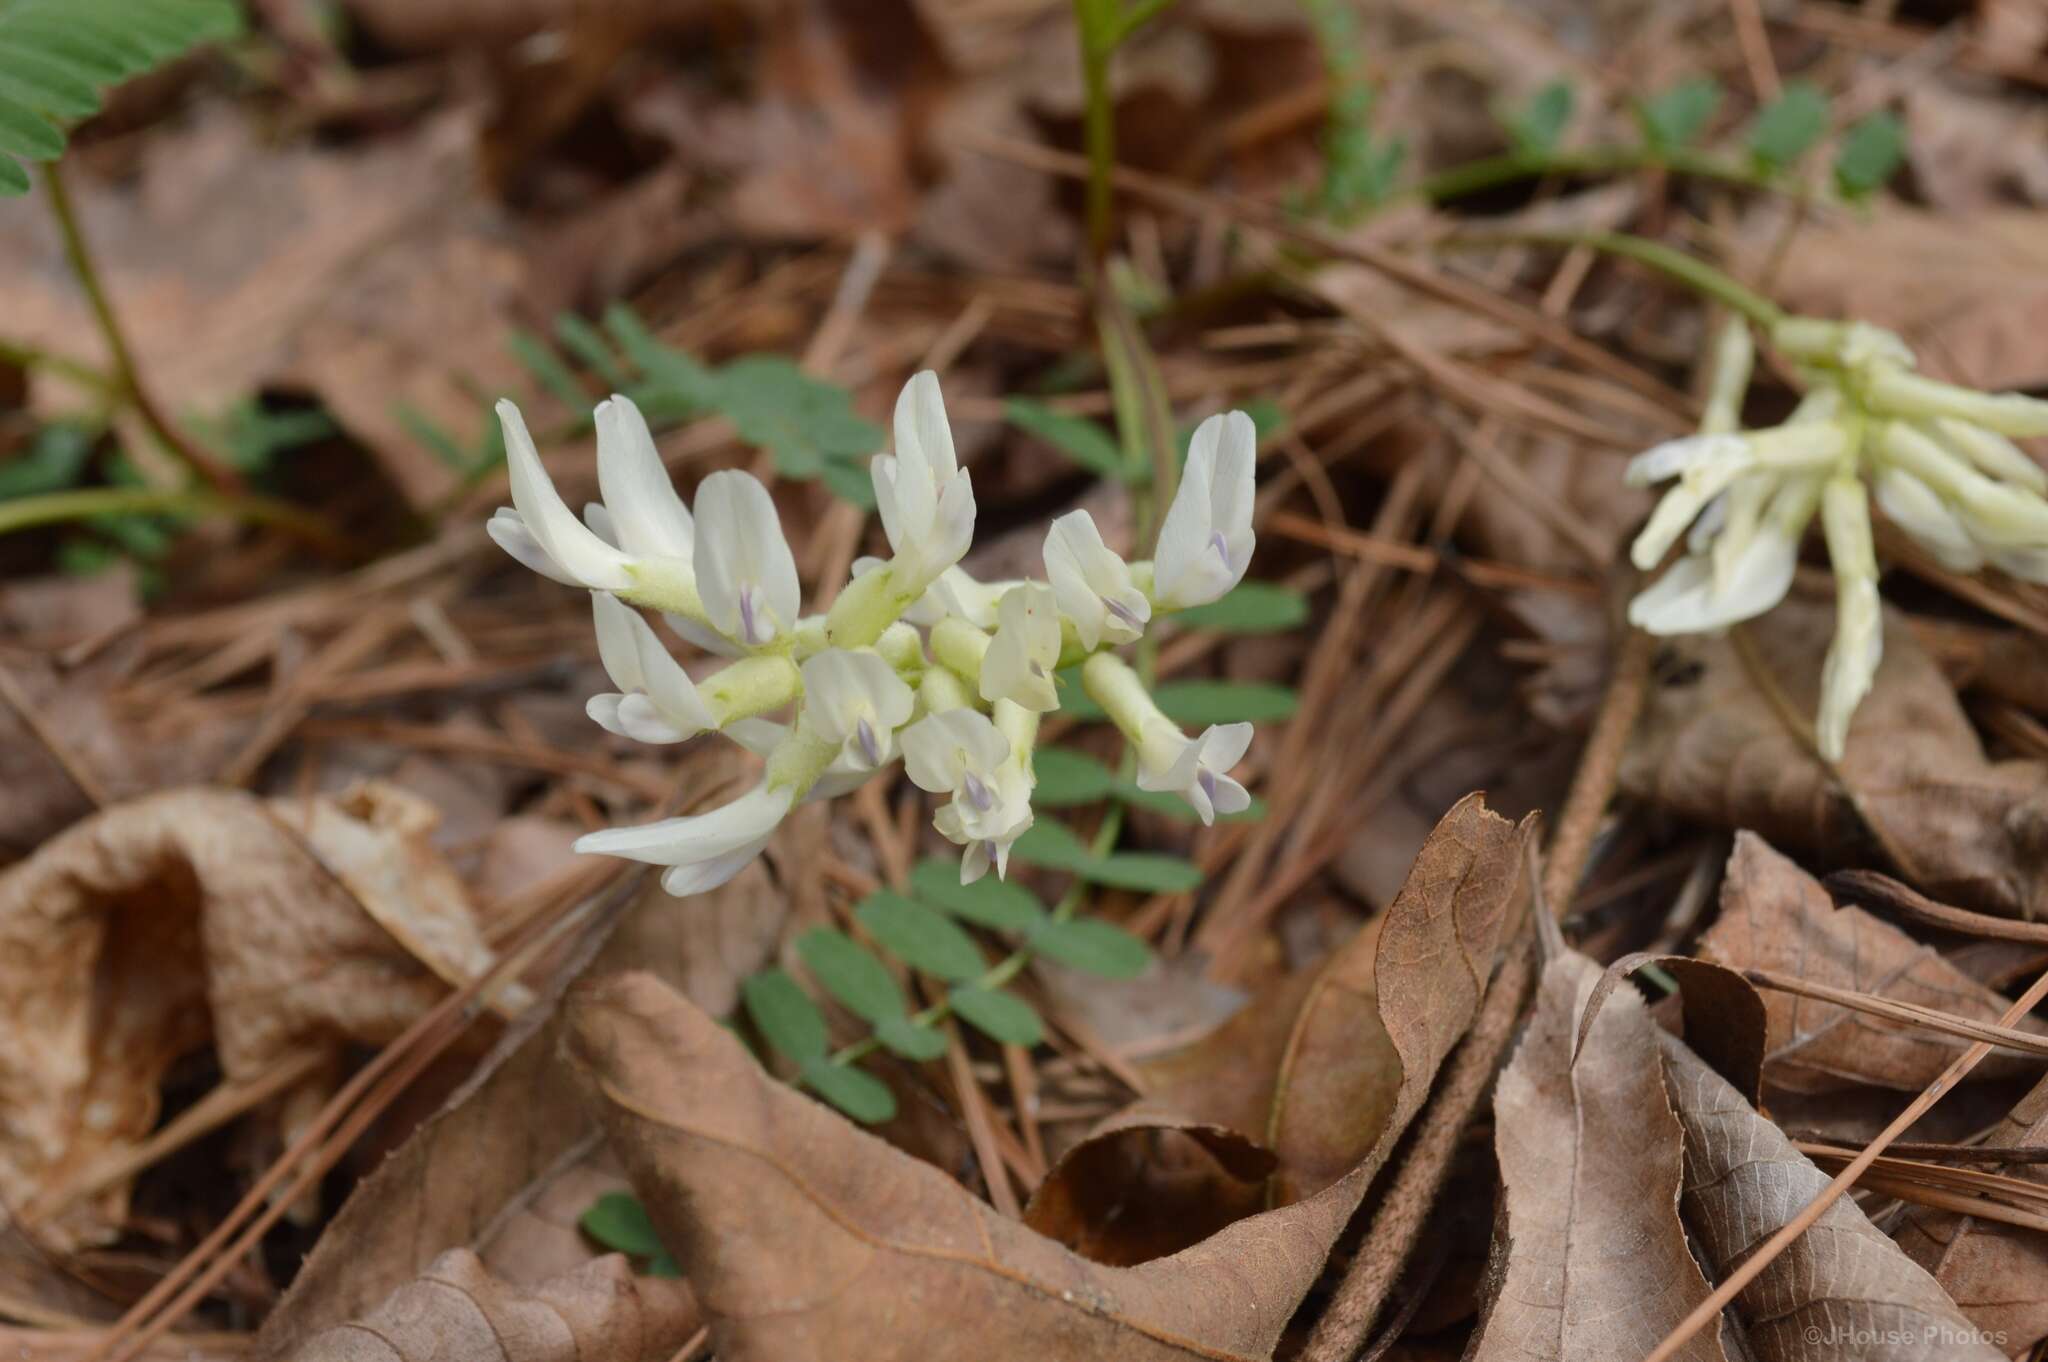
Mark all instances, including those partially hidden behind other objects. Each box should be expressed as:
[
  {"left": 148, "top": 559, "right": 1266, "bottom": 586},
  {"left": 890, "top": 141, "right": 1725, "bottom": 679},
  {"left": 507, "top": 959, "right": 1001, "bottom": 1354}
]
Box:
[{"left": 0, "top": 0, "right": 243, "bottom": 195}]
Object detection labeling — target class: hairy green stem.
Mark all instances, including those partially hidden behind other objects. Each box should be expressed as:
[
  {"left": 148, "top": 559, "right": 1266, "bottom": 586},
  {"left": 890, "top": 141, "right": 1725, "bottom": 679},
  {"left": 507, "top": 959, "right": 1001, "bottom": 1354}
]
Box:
[
  {"left": 1437, "top": 228, "right": 1785, "bottom": 330},
  {"left": 42, "top": 163, "right": 246, "bottom": 496},
  {"left": 1412, "top": 144, "right": 1807, "bottom": 206},
  {"left": 0, "top": 484, "right": 352, "bottom": 552}
]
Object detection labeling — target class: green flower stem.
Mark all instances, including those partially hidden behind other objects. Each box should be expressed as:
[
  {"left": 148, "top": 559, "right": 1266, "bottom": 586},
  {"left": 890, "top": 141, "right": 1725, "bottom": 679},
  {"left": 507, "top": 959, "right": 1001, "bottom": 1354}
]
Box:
[
  {"left": 764, "top": 724, "right": 840, "bottom": 799},
  {"left": 699, "top": 655, "right": 803, "bottom": 727},
  {"left": 1435, "top": 228, "right": 1785, "bottom": 331},
  {"left": 0, "top": 483, "right": 351, "bottom": 554},
  {"left": 0, "top": 337, "right": 116, "bottom": 396},
  {"left": 823, "top": 559, "right": 922, "bottom": 649},
  {"left": 929, "top": 617, "right": 991, "bottom": 690},
  {"left": 42, "top": 163, "right": 246, "bottom": 497},
  {"left": 1410, "top": 144, "right": 1803, "bottom": 207}
]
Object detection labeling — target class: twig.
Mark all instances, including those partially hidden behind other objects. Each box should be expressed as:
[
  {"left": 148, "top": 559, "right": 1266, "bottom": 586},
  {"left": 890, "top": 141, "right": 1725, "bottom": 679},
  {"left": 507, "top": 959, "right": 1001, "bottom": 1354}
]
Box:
[
  {"left": 0, "top": 484, "right": 352, "bottom": 556},
  {"left": 0, "top": 658, "right": 113, "bottom": 809},
  {"left": 41, "top": 163, "right": 244, "bottom": 496},
  {"left": 1300, "top": 625, "right": 1655, "bottom": 1362},
  {"left": 1642, "top": 959, "right": 2048, "bottom": 1362}
]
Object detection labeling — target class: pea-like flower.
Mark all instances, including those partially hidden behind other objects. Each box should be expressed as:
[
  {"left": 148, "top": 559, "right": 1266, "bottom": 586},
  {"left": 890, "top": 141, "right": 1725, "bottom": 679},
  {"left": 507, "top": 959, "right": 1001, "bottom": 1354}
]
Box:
[
  {"left": 979, "top": 583, "right": 1061, "bottom": 712},
  {"left": 1151, "top": 410, "right": 1256, "bottom": 610},
  {"left": 693, "top": 469, "right": 801, "bottom": 649},
  {"left": 587, "top": 592, "right": 714, "bottom": 743},
  {"left": 873, "top": 371, "right": 976, "bottom": 594},
  {"left": 901, "top": 708, "right": 1033, "bottom": 882},
  {"left": 1044, "top": 510, "right": 1149, "bottom": 650},
  {"left": 1082, "top": 652, "right": 1252, "bottom": 826},
  {"left": 801, "top": 649, "right": 915, "bottom": 771},
  {"left": 575, "top": 781, "right": 795, "bottom": 896},
  {"left": 1627, "top": 314, "right": 2048, "bottom": 759}
]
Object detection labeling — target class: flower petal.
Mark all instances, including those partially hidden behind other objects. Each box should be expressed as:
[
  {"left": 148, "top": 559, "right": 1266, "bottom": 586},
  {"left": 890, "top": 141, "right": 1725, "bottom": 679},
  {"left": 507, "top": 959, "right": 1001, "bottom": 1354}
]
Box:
[
  {"left": 899, "top": 708, "right": 1009, "bottom": 793},
  {"left": 576, "top": 783, "right": 794, "bottom": 866},
  {"left": 497, "top": 399, "right": 631, "bottom": 590},
  {"left": 488, "top": 509, "right": 581, "bottom": 585},
  {"left": 596, "top": 394, "right": 695, "bottom": 560},
  {"left": 693, "top": 470, "right": 800, "bottom": 646}
]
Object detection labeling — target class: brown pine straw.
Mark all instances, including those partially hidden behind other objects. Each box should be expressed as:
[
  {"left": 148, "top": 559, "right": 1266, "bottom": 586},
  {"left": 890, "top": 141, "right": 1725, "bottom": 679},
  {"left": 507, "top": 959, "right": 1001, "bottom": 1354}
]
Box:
[
  {"left": 85, "top": 862, "right": 649, "bottom": 1362},
  {"left": 1300, "top": 624, "right": 1656, "bottom": 1362},
  {"left": 1643, "top": 958, "right": 2048, "bottom": 1362}
]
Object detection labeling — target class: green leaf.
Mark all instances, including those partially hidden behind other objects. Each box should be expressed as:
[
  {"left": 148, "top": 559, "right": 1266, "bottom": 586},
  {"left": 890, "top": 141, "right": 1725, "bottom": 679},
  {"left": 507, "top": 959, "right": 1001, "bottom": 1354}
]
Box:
[
  {"left": 553, "top": 312, "right": 630, "bottom": 390},
  {"left": 1834, "top": 109, "right": 1904, "bottom": 199},
  {"left": 1172, "top": 581, "right": 1309, "bottom": 634},
  {"left": 799, "top": 1056, "right": 897, "bottom": 1123},
  {"left": 0, "top": 422, "right": 93, "bottom": 498},
  {"left": 603, "top": 303, "right": 717, "bottom": 408},
  {"left": 1151, "top": 679, "right": 1299, "bottom": 725},
  {"left": 648, "top": 1251, "right": 682, "bottom": 1278},
  {"left": 1502, "top": 80, "right": 1574, "bottom": 158},
  {"left": 716, "top": 355, "right": 882, "bottom": 481},
  {"left": 797, "top": 928, "right": 905, "bottom": 1024},
  {"left": 855, "top": 890, "right": 988, "bottom": 982},
  {"left": 873, "top": 1015, "right": 949, "bottom": 1061},
  {"left": 579, "top": 1192, "right": 665, "bottom": 1258},
  {"left": 1747, "top": 81, "right": 1828, "bottom": 172},
  {"left": 909, "top": 859, "right": 1047, "bottom": 931},
  {"left": 1005, "top": 397, "right": 1129, "bottom": 482},
  {"left": 1030, "top": 918, "right": 1151, "bottom": 978},
  {"left": 393, "top": 402, "right": 474, "bottom": 472},
  {"left": 508, "top": 330, "right": 588, "bottom": 413},
  {"left": 1011, "top": 820, "right": 1204, "bottom": 893},
  {"left": 0, "top": 49, "right": 106, "bottom": 120},
  {"left": 0, "top": 98, "right": 59, "bottom": 160},
  {"left": 0, "top": 0, "right": 242, "bottom": 192},
  {"left": 817, "top": 456, "right": 878, "bottom": 508},
  {"left": 741, "top": 968, "right": 828, "bottom": 1063},
  {"left": 1637, "top": 77, "right": 1722, "bottom": 152},
  {"left": 1028, "top": 748, "right": 1123, "bottom": 807},
  {"left": 949, "top": 985, "right": 1043, "bottom": 1046}
]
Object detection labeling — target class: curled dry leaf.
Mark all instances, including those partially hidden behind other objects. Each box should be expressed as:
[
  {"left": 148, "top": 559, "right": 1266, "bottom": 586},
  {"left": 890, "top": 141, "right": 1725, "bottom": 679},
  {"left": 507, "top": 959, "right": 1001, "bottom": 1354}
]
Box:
[
  {"left": 1025, "top": 795, "right": 1533, "bottom": 1265},
  {"left": 258, "top": 869, "right": 787, "bottom": 1358},
  {"left": 0, "top": 785, "right": 506, "bottom": 1249},
  {"left": 566, "top": 794, "right": 1530, "bottom": 1360},
  {"left": 1893, "top": 1066, "right": 2048, "bottom": 1355},
  {"left": 292, "top": 1249, "right": 689, "bottom": 1362},
  {"left": 1621, "top": 598, "right": 2048, "bottom": 919},
  {"left": 1696, "top": 834, "right": 2042, "bottom": 1096},
  {"left": 1471, "top": 949, "right": 1725, "bottom": 1362},
  {"left": 1658, "top": 1034, "right": 2004, "bottom": 1362}
]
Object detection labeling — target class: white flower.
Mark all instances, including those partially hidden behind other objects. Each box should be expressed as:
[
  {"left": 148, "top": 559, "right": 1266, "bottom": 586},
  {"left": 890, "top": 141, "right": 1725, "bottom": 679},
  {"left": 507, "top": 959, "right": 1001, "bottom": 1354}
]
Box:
[
  {"left": 1044, "top": 510, "right": 1149, "bottom": 650},
  {"left": 901, "top": 708, "right": 1033, "bottom": 881},
  {"left": 1817, "top": 477, "right": 1881, "bottom": 761},
  {"left": 1629, "top": 475, "right": 1820, "bottom": 635},
  {"left": 980, "top": 584, "right": 1061, "bottom": 712},
  {"left": 1872, "top": 467, "right": 1981, "bottom": 571},
  {"left": 494, "top": 399, "right": 632, "bottom": 590},
  {"left": 594, "top": 395, "right": 695, "bottom": 561},
  {"left": 1137, "top": 721, "right": 1253, "bottom": 826},
  {"left": 587, "top": 593, "right": 715, "bottom": 743},
  {"left": 873, "top": 371, "right": 975, "bottom": 591},
  {"left": 1152, "top": 410, "right": 1256, "bottom": 610},
  {"left": 693, "top": 470, "right": 801, "bottom": 649},
  {"left": 575, "top": 781, "right": 794, "bottom": 895},
  {"left": 723, "top": 718, "right": 876, "bottom": 801},
  {"left": 801, "top": 649, "right": 914, "bottom": 770}
]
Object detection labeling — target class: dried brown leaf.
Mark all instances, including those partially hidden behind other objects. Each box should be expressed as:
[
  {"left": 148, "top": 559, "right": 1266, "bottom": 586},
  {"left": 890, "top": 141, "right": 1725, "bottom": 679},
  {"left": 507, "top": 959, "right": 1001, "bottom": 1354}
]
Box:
[
  {"left": 566, "top": 794, "right": 1529, "bottom": 1359},
  {"left": 1470, "top": 949, "right": 1725, "bottom": 1362},
  {"left": 1025, "top": 796, "right": 1533, "bottom": 1264},
  {"left": 0, "top": 786, "right": 502, "bottom": 1249},
  {"left": 1621, "top": 597, "right": 2048, "bottom": 918},
  {"left": 1893, "top": 1066, "right": 2048, "bottom": 1355},
  {"left": 291, "top": 1249, "right": 689, "bottom": 1362},
  {"left": 1771, "top": 206, "right": 2048, "bottom": 390},
  {"left": 1696, "top": 834, "right": 2042, "bottom": 1096},
  {"left": 257, "top": 870, "right": 784, "bottom": 1357},
  {"left": 1659, "top": 1033, "right": 2004, "bottom": 1361}
]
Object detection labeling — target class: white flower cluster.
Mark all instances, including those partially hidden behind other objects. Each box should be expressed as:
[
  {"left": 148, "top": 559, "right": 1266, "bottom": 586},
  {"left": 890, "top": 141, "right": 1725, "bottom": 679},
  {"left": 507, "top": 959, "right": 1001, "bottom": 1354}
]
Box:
[
  {"left": 489, "top": 372, "right": 1260, "bottom": 894},
  {"left": 1627, "top": 316, "right": 2048, "bottom": 759}
]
